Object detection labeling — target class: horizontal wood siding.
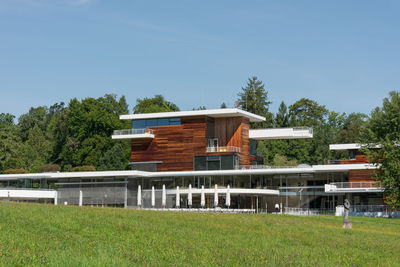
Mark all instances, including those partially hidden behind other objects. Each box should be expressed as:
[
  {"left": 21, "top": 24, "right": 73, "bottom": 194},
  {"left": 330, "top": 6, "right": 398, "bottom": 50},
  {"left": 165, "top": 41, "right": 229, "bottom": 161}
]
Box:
[
  {"left": 240, "top": 118, "right": 251, "bottom": 165},
  {"left": 349, "top": 169, "right": 376, "bottom": 182},
  {"left": 337, "top": 154, "right": 369, "bottom": 164}
]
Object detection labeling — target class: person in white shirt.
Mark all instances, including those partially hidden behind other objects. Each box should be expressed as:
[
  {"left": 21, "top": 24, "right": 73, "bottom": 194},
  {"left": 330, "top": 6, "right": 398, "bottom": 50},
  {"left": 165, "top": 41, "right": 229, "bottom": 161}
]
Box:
[{"left": 275, "top": 203, "right": 280, "bottom": 213}]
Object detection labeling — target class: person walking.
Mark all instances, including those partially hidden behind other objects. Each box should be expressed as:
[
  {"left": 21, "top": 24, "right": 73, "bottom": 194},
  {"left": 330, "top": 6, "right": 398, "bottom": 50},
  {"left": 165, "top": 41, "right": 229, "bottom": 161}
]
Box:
[{"left": 275, "top": 203, "right": 280, "bottom": 213}]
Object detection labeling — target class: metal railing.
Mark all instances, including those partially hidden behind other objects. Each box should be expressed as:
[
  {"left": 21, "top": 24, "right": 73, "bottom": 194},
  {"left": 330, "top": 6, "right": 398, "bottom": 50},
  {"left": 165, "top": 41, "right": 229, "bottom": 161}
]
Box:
[
  {"left": 237, "top": 165, "right": 311, "bottom": 170},
  {"left": 330, "top": 182, "right": 381, "bottom": 189},
  {"left": 206, "top": 146, "right": 241, "bottom": 153},
  {"left": 284, "top": 207, "right": 334, "bottom": 215},
  {"left": 113, "top": 128, "right": 154, "bottom": 136},
  {"left": 0, "top": 187, "right": 55, "bottom": 191},
  {"left": 349, "top": 205, "right": 400, "bottom": 213},
  {"left": 293, "top": 126, "right": 313, "bottom": 133}
]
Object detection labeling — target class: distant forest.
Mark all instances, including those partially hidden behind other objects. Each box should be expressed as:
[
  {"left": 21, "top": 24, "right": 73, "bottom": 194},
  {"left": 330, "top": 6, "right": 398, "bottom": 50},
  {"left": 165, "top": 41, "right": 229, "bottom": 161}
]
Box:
[{"left": 0, "top": 77, "right": 382, "bottom": 174}]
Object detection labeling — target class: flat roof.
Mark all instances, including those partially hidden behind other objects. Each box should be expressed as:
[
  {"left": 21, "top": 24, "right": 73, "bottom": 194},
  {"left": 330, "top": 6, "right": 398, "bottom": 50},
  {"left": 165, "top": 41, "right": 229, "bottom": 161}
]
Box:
[
  {"left": 329, "top": 143, "right": 361, "bottom": 151},
  {"left": 119, "top": 108, "right": 266, "bottom": 122},
  {"left": 329, "top": 143, "right": 382, "bottom": 151},
  {"left": 0, "top": 164, "right": 376, "bottom": 181}
]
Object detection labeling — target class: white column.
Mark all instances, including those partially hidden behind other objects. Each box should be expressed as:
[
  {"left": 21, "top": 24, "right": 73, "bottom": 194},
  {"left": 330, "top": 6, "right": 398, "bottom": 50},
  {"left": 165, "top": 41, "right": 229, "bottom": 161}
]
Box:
[
  {"left": 124, "top": 180, "right": 128, "bottom": 208},
  {"left": 225, "top": 185, "right": 230, "bottom": 208},
  {"left": 54, "top": 191, "right": 58, "bottom": 206},
  {"left": 79, "top": 190, "right": 83, "bottom": 206},
  {"left": 214, "top": 184, "right": 218, "bottom": 208},
  {"left": 176, "top": 186, "right": 180, "bottom": 208},
  {"left": 151, "top": 186, "right": 155, "bottom": 208},
  {"left": 162, "top": 184, "right": 166, "bottom": 208},
  {"left": 137, "top": 185, "right": 142, "bottom": 208},
  {"left": 188, "top": 184, "right": 192, "bottom": 208},
  {"left": 200, "top": 185, "right": 205, "bottom": 208}
]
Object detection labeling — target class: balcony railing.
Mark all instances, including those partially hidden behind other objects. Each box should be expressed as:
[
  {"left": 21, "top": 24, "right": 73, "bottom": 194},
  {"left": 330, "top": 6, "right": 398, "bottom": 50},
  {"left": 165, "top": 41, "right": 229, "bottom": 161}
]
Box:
[
  {"left": 293, "top": 127, "right": 313, "bottom": 135},
  {"left": 112, "top": 128, "right": 154, "bottom": 136},
  {"left": 330, "top": 182, "right": 381, "bottom": 189},
  {"left": 206, "top": 146, "right": 241, "bottom": 153},
  {"left": 237, "top": 165, "right": 311, "bottom": 170}
]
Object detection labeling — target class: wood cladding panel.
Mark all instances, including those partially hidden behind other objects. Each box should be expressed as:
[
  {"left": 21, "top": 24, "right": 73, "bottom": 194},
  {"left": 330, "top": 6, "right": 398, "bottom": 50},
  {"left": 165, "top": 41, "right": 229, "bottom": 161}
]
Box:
[
  {"left": 213, "top": 117, "right": 250, "bottom": 165},
  {"left": 214, "top": 118, "right": 242, "bottom": 147},
  {"left": 349, "top": 169, "right": 376, "bottom": 182},
  {"left": 131, "top": 116, "right": 207, "bottom": 171},
  {"left": 337, "top": 155, "right": 369, "bottom": 165},
  {"left": 240, "top": 118, "right": 251, "bottom": 165}
]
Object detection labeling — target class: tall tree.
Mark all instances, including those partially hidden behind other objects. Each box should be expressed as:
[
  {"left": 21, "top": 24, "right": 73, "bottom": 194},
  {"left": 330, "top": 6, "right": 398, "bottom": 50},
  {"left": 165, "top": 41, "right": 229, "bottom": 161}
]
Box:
[
  {"left": 360, "top": 91, "right": 400, "bottom": 208},
  {"left": 340, "top": 112, "right": 368, "bottom": 143},
  {"left": 20, "top": 125, "right": 51, "bottom": 172},
  {"left": 275, "top": 101, "right": 289, "bottom": 127},
  {"left": 18, "top": 106, "right": 48, "bottom": 141},
  {"left": 237, "top": 76, "right": 273, "bottom": 128},
  {"left": 0, "top": 113, "right": 23, "bottom": 173},
  {"left": 289, "top": 98, "right": 328, "bottom": 127},
  {"left": 133, "top": 95, "right": 179, "bottom": 114},
  {"left": 61, "top": 94, "right": 130, "bottom": 169}
]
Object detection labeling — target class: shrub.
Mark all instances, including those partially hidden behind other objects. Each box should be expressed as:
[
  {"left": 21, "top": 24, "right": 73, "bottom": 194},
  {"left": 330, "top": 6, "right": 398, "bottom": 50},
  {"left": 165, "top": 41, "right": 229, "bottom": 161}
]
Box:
[
  {"left": 39, "top": 164, "right": 61, "bottom": 173},
  {"left": 3, "top": 168, "right": 27, "bottom": 174},
  {"left": 71, "top": 165, "right": 96, "bottom": 172}
]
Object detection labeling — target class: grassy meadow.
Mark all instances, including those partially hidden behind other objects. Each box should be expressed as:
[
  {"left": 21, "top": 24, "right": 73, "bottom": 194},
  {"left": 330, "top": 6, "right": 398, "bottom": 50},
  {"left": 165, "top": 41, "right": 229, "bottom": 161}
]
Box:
[{"left": 0, "top": 202, "right": 399, "bottom": 266}]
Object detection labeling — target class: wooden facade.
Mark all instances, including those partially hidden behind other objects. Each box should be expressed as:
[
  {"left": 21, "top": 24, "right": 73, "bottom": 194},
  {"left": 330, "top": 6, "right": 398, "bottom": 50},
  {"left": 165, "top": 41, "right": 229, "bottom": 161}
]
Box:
[
  {"left": 131, "top": 115, "right": 251, "bottom": 171},
  {"left": 336, "top": 151, "right": 375, "bottom": 182}
]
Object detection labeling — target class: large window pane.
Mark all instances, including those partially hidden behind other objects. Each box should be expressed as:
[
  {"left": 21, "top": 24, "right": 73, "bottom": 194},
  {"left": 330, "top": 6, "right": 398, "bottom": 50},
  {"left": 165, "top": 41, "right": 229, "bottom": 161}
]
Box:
[{"left": 132, "top": 120, "right": 145, "bottom": 129}]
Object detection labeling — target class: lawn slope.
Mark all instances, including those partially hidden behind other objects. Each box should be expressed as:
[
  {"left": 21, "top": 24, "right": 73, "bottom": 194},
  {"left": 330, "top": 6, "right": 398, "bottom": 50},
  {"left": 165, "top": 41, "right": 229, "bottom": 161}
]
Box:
[{"left": 0, "top": 202, "right": 399, "bottom": 266}]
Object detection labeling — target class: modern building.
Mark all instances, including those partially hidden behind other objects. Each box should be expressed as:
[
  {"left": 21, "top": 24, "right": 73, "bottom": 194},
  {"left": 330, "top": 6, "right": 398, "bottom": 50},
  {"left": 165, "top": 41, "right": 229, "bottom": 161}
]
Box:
[{"left": 0, "top": 109, "right": 385, "bottom": 214}]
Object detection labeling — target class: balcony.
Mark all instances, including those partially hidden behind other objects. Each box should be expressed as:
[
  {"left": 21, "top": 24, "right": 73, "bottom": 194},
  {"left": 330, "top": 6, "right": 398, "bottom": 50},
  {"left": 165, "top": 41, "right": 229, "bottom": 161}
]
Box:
[
  {"left": 325, "top": 182, "right": 383, "bottom": 193},
  {"left": 249, "top": 127, "right": 313, "bottom": 140},
  {"left": 111, "top": 128, "right": 154, "bottom": 140},
  {"left": 0, "top": 188, "right": 57, "bottom": 200},
  {"left": 206, "top": 146, "right": 241, "bottom": 153}
]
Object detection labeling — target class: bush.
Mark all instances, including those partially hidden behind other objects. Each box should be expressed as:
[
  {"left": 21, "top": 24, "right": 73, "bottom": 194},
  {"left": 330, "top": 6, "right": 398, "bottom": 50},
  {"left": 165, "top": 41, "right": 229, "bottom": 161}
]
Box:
[
  {"left": 3, "top": 168, "right": 27, "bottom": 174},
  {"left": 71, "top": 165, "right": 96, "bottom": 172},
  {"left": 39, "top": 164, "right": 61, "bottom": 173}
]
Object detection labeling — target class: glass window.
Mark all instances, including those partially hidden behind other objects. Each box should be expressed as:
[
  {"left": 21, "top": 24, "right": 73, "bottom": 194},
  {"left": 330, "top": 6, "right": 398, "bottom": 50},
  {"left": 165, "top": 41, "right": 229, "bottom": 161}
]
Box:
[
  {"left": 207, "top": 161, "right": 220, "bottom": 170},
  {"left": 158, "top": 118, "right": 169, "bottom": 126},
  {"left": 207, "top": 156, "right": 220, "bottom": 161},
  {"left": 169, "top": 118, "right": 181, "bottom": 125},
  {"left": 221, "top": 155, "right": 234, "bottom": 170},
  {"left": 146, "top": 119, "right": 158, "bottom": 127},
  {"left": 132, "top": 120, "right": 145, "bottom": 129},
  {"left": 194, "top": 156, "right": 207, "bottom": 171}
]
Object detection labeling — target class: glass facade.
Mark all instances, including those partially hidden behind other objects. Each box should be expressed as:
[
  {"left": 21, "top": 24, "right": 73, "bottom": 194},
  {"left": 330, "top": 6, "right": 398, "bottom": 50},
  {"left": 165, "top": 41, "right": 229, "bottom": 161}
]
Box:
[
  {"left": 194, "top": 154, "right": 238, "bottom": 170},
  {"left": 132, "top": 117, "right": 181, "bottom": 129}
]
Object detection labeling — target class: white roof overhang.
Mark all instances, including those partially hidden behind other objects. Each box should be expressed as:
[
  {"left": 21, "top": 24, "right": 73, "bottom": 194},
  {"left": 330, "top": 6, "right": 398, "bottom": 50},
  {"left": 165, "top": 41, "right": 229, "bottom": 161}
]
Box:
[
  {"left": 0, "top": 164, "right": 377, "bottom": 181},
  {"left": 119, "top": 108, "right": 266, "bottom": 122}
]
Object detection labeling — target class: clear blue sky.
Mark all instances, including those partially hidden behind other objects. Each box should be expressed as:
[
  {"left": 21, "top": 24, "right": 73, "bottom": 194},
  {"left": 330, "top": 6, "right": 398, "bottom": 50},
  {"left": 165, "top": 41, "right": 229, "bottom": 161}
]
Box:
[{"left": 1, "top": 0, "right": 399, "bottom": 118}]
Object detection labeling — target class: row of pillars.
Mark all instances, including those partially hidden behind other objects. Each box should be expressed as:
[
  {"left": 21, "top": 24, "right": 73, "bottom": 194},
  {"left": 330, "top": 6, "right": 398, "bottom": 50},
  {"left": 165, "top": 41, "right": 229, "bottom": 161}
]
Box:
[{"left": 137, "top": 184, "right": 231, "bottom": 209}]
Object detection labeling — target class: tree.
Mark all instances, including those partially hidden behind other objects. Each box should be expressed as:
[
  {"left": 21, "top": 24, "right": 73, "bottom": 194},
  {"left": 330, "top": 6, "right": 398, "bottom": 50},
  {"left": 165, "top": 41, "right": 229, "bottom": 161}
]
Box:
[
  {"left": 193, "top": 106, "right": 206, "bottom": 110},
  {"left": 340, "top": 113, "right": 368, "bottom": 143},
  {"left": 21, "top": 125, "right": 51, "bottom": 172},
  {"left": 275, "top": 101, "right": 289, "bottom": 127},
  {"left": 237, "top": 76, "right": 273, "bottom": 128},
  {"left": 133, "top": 95, "right": 179, "bottom": 114},
  {"left": 360, "top": 91, "right": 400, "bottom": 208},
  {"left": 61, "top": 94, "right": 130, "bottom": 169},
  {"left": 289, "top": 98, "right": 328, "bottom": 127},
  {"left": 220, "top": 102, "right": 227, "bottom": 108},
  {"left": 273, "top": 154, "right": 297, "bottom": 167},
  {"left": 0, "top": 113, "right": 23, "bottom": 173},
  {"left": 18, "top": 106, "right": 48, "bottom": 141},
  {"left": 98, "top": 143, "right": 130, "bottom": 171}
]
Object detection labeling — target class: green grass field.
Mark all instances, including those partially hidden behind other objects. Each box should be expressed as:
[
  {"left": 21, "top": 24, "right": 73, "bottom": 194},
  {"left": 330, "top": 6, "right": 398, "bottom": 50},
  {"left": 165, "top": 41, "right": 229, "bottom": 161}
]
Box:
[{"left": 0, "top": 202, "right": 399, "bottom": 266}]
